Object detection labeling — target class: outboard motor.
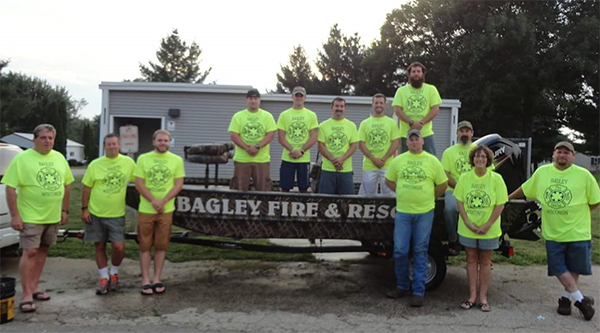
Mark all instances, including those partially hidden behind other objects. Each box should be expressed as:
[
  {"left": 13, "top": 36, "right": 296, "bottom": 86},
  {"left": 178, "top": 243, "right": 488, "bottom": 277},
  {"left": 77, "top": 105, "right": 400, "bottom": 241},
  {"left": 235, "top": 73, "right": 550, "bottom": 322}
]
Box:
[{"left": 474, "top": 134, "right": 526, "bottom": 195}]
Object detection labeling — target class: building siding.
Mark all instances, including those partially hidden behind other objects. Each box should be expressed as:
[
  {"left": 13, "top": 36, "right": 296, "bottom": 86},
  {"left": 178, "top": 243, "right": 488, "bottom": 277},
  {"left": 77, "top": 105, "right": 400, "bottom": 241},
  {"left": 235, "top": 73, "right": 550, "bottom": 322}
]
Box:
[{"left": 105, "top": 88, "right": 457, "bottom": 183}]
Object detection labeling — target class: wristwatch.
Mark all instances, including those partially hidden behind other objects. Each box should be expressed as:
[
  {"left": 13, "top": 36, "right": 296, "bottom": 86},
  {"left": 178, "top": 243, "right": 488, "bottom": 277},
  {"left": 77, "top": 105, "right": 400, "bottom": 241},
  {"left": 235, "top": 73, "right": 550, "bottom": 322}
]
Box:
[
  {"left": 62, "top": 209, "right": 69, "bottom": 214},
  {"left": 409, "top": 120, "right": 414, "bottom": 126},
  {"left": 81, "top": 206, "right": 88, "bottom": 210},
  {"left": 254, "top": 144, "right": 260, "bottom": 150},
  {"left": 300, "top": 150, "right": 305, "bottom": 155}
]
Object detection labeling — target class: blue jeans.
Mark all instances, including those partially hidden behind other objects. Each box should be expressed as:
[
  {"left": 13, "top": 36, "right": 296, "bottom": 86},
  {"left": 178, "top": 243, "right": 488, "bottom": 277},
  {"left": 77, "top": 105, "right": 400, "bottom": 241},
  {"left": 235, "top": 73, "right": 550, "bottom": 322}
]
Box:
[{"left": 393, "top": 210, "right": 434, "bottom": 296}]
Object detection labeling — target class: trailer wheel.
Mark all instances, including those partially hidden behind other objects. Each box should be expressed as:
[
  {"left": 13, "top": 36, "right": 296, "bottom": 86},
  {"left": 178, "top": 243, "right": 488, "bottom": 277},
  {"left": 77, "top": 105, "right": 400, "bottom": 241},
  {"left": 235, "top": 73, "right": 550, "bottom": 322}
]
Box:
[{"left": 409, "top": 241, "right": 447, "bottom": 291}]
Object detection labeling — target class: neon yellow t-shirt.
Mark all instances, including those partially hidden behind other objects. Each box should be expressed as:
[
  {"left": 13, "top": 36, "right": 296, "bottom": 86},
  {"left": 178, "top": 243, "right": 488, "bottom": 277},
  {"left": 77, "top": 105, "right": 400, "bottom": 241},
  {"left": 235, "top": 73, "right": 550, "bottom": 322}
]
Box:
[
  {"left": 228, "top": 108, "right": 277, "bottom": 163},
  {"left": 82, "top": 154, "right": 136, "bottom": 218},
  {"left": 1, "top": 149, "right": 74, "bottom": 224},
  {"left": 441, "top": 143, "right": 477, "bottom": 190},
  {"left": 277, "top": 107, "right": 319, "bottom": 163},
  {"left": 391, "top": 83, "right": 442, "bottom": 138},
  {"left": 385, "top": 151, "right": 448, "bottom": 214},
  {"left": 358, "top": 116, "right": 400, "bottom": 171},
  {"left": 133, "top": 151, "right": 185, "bottom": 214},
  {"left": 317, "top": 118, "right": 359, "bottom": 172},
  {"left": 454, "top": 169, "right": 508, "bottom": 239},
  {"left": 522, "top": 164, "right": 600, "bottom": 242}
]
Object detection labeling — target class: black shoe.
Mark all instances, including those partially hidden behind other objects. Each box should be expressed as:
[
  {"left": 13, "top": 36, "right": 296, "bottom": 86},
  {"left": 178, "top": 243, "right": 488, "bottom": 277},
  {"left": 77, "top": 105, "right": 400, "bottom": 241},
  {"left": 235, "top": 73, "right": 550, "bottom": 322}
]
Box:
[
  {"left": 557, "top": 297, "right": 571, "bottom": 315},
  {"left": 574, "top": 296, "right": 595, "bottom": 321},
  {"left": 386, "top": 288, "right": 411, "bottom": 299},
  {"left": 409, "top": 295, "right": 424, "bottom": 307}
]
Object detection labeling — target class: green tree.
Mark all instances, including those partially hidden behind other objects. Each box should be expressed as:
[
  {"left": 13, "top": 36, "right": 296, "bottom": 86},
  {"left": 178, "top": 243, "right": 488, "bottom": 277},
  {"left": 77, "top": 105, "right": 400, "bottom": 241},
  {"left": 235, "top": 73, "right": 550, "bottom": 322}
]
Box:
[
  {"left": 139, "top": 29, "right": 212, "bottom": 83},
  {"left": 275, "top": 45, "right": 320, "bottom": 93}
]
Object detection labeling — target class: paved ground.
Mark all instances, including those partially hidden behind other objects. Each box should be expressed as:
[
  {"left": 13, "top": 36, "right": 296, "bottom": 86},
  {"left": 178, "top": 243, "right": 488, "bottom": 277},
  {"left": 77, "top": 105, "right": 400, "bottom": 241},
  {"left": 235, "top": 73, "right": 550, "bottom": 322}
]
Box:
[{"left": 0, "top": 256, "right": 598, "bottom": 332}]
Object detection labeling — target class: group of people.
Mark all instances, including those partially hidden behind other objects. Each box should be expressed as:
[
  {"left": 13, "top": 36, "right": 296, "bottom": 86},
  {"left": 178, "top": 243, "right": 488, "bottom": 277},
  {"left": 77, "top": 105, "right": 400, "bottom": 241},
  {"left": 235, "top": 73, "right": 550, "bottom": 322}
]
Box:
[{"left": 2, "top": 61, "right": 597, "bottom": 322}]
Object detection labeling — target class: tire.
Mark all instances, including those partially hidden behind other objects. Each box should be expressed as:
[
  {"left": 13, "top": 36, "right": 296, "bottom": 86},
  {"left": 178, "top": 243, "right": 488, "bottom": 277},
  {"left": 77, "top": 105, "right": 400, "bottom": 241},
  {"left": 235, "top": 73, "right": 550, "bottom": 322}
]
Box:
[{"left": 409, "top": 241, "right": 447, "bottom": 291}]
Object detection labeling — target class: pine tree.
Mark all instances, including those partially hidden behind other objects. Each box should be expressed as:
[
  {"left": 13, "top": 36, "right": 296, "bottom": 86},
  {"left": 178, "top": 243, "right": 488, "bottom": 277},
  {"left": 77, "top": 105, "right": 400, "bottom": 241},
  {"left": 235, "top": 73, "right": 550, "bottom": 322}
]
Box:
[
  {"left": 275, "top": 45, "right": 320, "bottom": 93},
  {"left": 139, "top": 29, "right": 212, "bottom": 83}
]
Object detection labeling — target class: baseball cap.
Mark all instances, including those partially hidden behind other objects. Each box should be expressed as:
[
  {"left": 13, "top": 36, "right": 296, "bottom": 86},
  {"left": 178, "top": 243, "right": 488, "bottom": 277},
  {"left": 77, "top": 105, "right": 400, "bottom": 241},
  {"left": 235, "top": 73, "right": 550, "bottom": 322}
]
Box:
[
  {"left": 246, "top": 89, "right": 261, "bottom": 98},
  {"left": 554, "top": 141, "right": 574, "bottom": 153},
  {"left": 457, "top": 120, "right": 473, "bottom": 131},
  {"left": 407, "top": 129, "right": 422, "bottom": 138},
  {"left": 292, "top": 86, "right": 306, "bottom": 96}
]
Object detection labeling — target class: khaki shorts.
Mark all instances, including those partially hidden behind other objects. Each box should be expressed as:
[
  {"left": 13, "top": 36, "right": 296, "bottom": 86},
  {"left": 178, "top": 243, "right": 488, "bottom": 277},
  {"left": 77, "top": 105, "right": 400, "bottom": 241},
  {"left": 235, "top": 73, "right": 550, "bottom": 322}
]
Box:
[
  {"left": 230, "top": 162, "right": 272, "bottom": 191},
  {"left": 20, "top": 223, "right": 59, "bottom": 249},
  {"left": 137, "top": 212, "right": 173, "bottom": 251}
]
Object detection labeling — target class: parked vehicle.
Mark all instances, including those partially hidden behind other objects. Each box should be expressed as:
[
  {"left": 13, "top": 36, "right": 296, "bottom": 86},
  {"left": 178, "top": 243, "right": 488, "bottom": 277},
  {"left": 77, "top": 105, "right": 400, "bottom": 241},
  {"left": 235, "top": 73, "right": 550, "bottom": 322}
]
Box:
[{"left": 0, "top": 143, "right": 23, "bottom": 250}]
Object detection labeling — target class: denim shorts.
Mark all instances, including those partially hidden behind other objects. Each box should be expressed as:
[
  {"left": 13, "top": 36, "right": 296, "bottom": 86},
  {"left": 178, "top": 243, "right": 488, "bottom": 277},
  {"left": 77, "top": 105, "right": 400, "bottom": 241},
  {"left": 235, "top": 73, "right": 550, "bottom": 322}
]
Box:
[
  {"left": 459, "top": 235, "right": 499, "bottom": 250},
  {"left": 280, "top": 161, "right": 310, "bottom": 190},
  {"left": 545, "top": 240, "right": 592, "bottom": 276},
  {"left": 84, "top": 215, "right": 126, "bottom": 243},
  {"left": 318, "top": 170, "right": 355, "bottom": 194}
]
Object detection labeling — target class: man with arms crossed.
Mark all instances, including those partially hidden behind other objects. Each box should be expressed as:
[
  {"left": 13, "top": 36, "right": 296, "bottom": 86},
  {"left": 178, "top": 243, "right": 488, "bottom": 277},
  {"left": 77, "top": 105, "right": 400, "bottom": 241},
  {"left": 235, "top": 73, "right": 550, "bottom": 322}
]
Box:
[
  {"left": 2, "top": 124, "right": 74, "bottom": 312},
  {"left": 392, "top": 62, "right": 442, "bottom": 155},
  {"left": 358, "top": 93, "right": 400, "bottom": 196},
  {"left": 317, "top": 97, "right": 359, "bottom": 194},
  {"left": 509, "top": 141, "right": 599, "bottom": 320},
  {"left": 441, "top": 120, "right": 477, "bottom": 254},
  {"left": 277, "top": 86, "right": 318, "bottom": 193},
  {"left": 81, "top": 133, "right": 136, "bottom": 294},
  {"left": 229, "top": 89, "right": 277, "bottom": 191},
  {"left": 385, "top": 129, "right": 447, "bottom": 307},
  {"left": 134, "top": 129, "right": 185, "bottom": 295}
]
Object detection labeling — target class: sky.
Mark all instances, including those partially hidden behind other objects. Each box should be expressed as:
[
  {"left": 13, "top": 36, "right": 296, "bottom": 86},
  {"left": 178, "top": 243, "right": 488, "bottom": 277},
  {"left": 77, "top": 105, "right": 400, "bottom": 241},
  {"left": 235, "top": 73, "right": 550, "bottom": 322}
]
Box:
[{"left": 1, "top": 0, "right": 407, "bottom": 119}]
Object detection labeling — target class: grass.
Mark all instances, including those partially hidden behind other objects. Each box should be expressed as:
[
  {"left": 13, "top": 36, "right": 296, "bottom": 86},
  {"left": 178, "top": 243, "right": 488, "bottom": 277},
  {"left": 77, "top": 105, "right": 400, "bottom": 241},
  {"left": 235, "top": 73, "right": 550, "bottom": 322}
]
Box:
[{"left": 48, "top": 175, "right": 313, "bottom": 262}]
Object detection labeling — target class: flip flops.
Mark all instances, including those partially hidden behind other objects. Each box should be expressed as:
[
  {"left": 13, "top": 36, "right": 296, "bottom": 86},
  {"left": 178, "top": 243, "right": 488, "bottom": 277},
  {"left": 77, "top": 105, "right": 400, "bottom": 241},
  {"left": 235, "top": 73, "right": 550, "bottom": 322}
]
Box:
[
  {"left": 152, "top": 283, "right": 166, "bottom": 294},
  {"left": 140, "top": 284, "right": 153, "bottom": 296},
  {"left": 19, "top": 301, "right": 36, "bottom": 313},
  {"left": 32, "top": 291, "right": 51, "bottom": 301},
  {"left": 479, "top": 303, "right": 492, "bottom": 312},
  {"left": 460, "top": 300, "right": 475, "bottom": 309}
]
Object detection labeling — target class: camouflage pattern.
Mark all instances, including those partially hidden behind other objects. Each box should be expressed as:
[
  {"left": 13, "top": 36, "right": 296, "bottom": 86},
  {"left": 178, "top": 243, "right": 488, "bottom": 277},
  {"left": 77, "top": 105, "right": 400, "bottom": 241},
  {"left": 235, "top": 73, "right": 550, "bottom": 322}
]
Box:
[
  {"left": 186, "top": 142, "right": 235, "bottom": 155},
  {"left": 187, "top": 151, "right": 233, "bottom": 164},
  {"left": 126, "top": 185, "right": 535, "bottom": 241}
]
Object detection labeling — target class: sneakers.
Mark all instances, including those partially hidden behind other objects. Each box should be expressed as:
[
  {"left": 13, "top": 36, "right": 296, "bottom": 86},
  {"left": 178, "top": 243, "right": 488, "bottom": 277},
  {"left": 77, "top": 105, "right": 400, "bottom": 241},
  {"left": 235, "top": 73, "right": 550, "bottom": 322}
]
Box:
[
  {"left": 557, "top": 297, "right": 571, "bottom": 315},
  {"left": 96, "top": 278, "right": 110, "bottom": 295},
  {"left": 409, "top": 295, "right": 424, "bottom": 308},
  {"left": 109, "top": 274, "right": 119, "bottom": 292},
  {"left": 574, "top": 296, "right": 595, "bottom": 321},
  {"left": 386, "top": 288, "right": 411, "bottom": 299}
]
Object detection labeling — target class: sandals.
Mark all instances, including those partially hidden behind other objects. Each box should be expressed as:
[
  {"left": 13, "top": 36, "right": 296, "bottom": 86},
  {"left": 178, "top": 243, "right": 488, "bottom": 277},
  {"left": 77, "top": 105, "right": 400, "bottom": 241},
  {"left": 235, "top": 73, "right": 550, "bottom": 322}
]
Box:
[
  {"left": 460, "top": 300, "right": 475, "bottom": 309},
  {"left": 140, "top": 284, "right": 153, "bottom": 296},
  {"left": 479, "top": 303, "right": 492, "bottom": 312},
  {"left": 33, "top": 291, "right": 51, "bottom": 301},
  {"left": 152, "top": 283, "right": 166, "bottom": 294},
  {"left": 19, "top": 301, "right": 36, "bottom": 313}
]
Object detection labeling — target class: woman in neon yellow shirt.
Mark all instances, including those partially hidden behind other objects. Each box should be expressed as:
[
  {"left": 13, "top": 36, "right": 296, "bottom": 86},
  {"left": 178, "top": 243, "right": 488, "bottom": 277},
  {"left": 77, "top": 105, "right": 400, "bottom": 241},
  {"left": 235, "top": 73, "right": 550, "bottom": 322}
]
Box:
[{"left": 454, "top": 145, "right": 507, "bottom": 312}]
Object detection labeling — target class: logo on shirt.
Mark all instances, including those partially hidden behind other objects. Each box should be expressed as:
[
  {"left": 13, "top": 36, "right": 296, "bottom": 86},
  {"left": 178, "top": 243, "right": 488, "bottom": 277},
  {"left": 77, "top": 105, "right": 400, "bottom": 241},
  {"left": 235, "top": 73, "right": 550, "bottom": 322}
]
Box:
[
  {"left": 241, "top": 121, "right": 265, "bottom": 145},
  {"left": 455, "top": 157, "right": 472, "bottom": 175},
  {"left": 36, "top": 167, "right": 62, "bottom": 191},
  {"left": 543, "top": 184, "right": 572, "bottom": 209},
  {"left": 147, "top": 164, "right": 172, "bottom": 187},
  {"left": 367, "top": 128, "right": 389, "bottom": 150},
  {"left": 327, "top": 131, "right": 348, "bottom": 153},
  {"left": 465, "top": 190, "right": 491, "bottom": 209},
  {"left": 102, "top": 171, "right": 126, "bottom": 193},
  {"left": 288, "top": 121, "right": 308, "bottom": 143},
  {"left": 406, "top": 94, "right": 427, "bottom": 116},
  {"left": 401, "top": 166, "right": 426, "bottom": 184}
]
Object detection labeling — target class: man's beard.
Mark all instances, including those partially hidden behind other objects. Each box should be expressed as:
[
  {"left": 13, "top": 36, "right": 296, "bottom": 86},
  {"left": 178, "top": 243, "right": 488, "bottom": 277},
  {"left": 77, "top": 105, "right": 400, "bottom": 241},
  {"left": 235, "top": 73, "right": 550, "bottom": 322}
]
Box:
[
  {"left": 410, "top": 77, "right": 423, "bottom": 88},
  {"left": 459, "top": 136, "right": 470, "bottom": 145},
  {"left": 155, "top": 146, "right": 169, "bottom": 153}
]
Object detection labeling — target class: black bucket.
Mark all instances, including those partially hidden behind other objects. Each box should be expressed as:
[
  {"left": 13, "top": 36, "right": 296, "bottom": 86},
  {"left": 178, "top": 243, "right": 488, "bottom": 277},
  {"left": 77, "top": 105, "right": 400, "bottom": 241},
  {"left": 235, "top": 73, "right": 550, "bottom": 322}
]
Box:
[{"left": 0, "top": 277, "right": 16, "bottom": 324}]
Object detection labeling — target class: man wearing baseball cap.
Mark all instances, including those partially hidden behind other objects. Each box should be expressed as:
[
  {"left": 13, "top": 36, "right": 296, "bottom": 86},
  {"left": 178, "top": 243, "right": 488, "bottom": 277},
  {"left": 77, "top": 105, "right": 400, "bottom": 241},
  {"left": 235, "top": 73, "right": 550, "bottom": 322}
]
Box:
[
  {"left": 276, "top": 86, "right": 318, "bottom": 193},
  {"left": 509, "top": 141, "right": 600, "bottom": 320},
  {"left": 385, "top": 129, "right": 447, "bottom": 307},
  {"left": 228, "top": 89, "right": 277, "bottom": 191},
  {"left": 441, "top": 120, "right": 477, "bottom": 254}
]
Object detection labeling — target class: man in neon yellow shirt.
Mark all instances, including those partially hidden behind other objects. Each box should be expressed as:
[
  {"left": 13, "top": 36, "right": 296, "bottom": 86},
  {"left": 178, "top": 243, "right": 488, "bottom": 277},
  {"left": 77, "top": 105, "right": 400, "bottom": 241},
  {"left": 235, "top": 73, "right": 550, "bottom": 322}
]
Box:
[
  {"left": 392, "top": 62, "right": 442, "bottom": 155},
  {"left": 81, "top": 133, "right": 136, "bottom": 295},
  {"left": 317, "top": 97, "right": 359, "bottom": 194},
  {"left": 441, "top": 120, "right": 477, "bottom": 254},
  {"left": 2, "top": 124, "right": 74, "bottom": 313},
  {"left": 277, "top": 86, "right": 318, "bottom": 193},
  {"left": 134, "top": 129, "right": 185, "bottom": 295},
  {"left": 228, "top": 89, "right": 277, "bottom": 191},
  {"left": 509, "top": 141, "right": 600, "bottom": 320},
  {"left": 385, "top": 129, "right": 447, "bottom": 307},
  {"left": 358, "top": 93, "right": 400, "bottom": 196}
]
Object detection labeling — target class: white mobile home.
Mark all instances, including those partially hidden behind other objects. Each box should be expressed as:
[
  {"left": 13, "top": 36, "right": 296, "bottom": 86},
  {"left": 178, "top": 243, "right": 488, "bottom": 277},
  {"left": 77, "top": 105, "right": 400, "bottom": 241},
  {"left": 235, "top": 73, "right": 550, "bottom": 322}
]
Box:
[{"left": 98, "top": 82, "right": 461, "bottom": 182}]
